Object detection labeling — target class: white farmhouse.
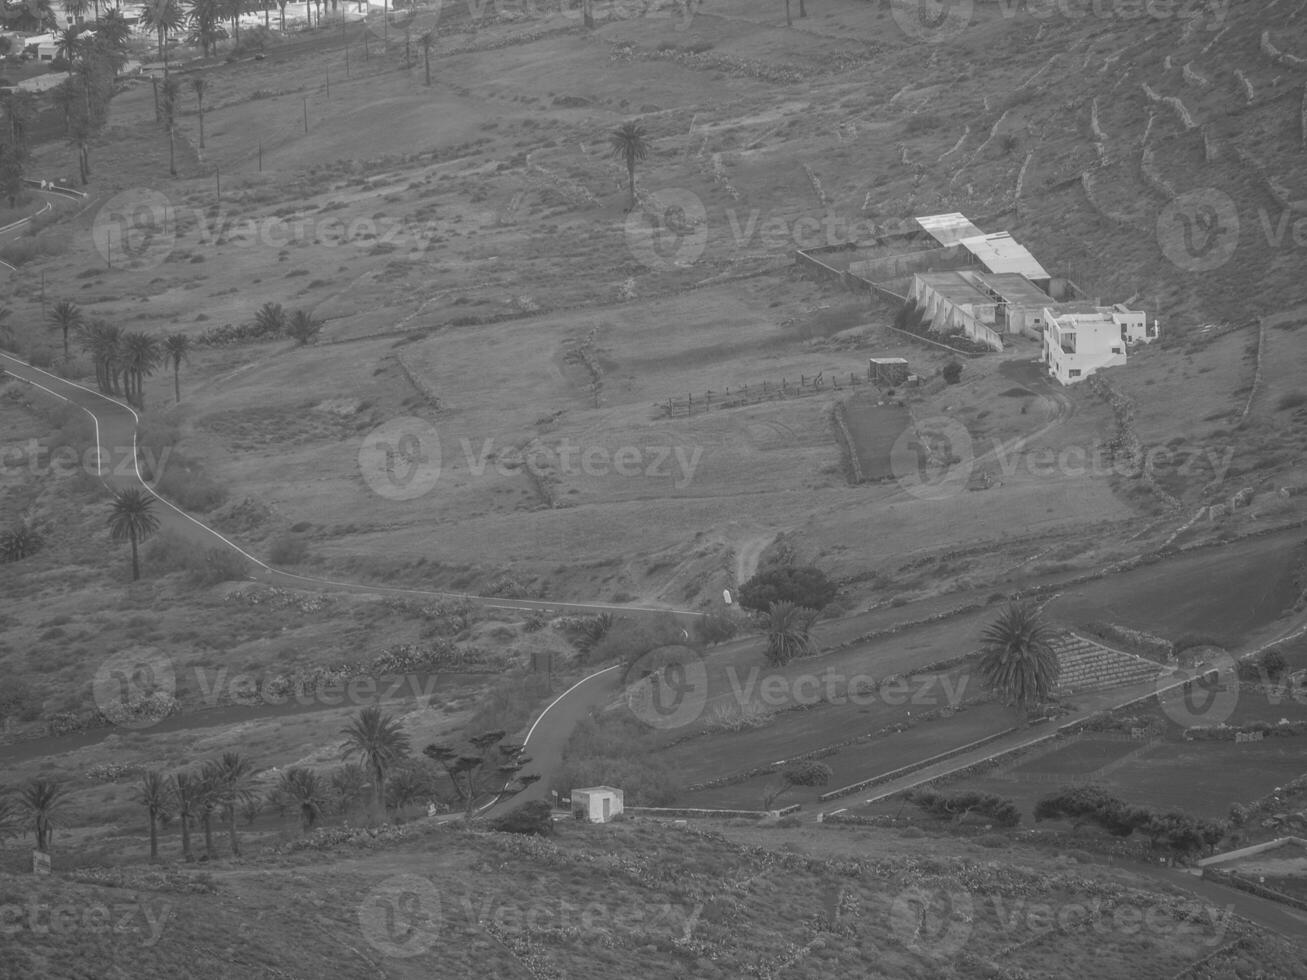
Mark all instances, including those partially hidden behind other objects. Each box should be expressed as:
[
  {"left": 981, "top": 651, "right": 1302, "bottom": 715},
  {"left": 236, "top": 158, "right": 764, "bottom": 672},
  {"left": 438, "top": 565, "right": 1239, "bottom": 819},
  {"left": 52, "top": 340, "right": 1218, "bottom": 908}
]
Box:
[{"left": 1042, "top": 308, "right": 1128, "bottom": 384}]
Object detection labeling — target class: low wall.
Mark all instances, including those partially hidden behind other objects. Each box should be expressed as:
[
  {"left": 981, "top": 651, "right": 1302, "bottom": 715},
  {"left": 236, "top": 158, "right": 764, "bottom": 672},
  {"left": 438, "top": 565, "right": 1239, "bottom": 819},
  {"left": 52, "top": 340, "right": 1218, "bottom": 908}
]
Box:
[{"left": 627, "top": 804, "right": 801, "bottom": 820}]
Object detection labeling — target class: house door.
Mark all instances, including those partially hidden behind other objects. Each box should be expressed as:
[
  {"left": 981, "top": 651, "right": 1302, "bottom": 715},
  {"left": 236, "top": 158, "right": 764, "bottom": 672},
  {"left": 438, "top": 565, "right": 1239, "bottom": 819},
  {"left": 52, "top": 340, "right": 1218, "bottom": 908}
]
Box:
[{"left": 601, "top": 798, "right": 611, "bottom": 821}]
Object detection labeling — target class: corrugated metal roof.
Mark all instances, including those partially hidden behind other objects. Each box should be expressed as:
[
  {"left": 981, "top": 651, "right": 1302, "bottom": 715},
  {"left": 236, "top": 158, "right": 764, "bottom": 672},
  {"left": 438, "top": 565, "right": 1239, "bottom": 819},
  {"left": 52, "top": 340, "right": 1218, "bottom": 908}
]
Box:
[
  {"left": 914, "top": 213, "right": 985, "bottom": 246},
  {"left": 967, "top": 272, "right": 1053, "bottom": 307},
  {"left": 958, "top": 232, "right": 1050, "bottom": 280}
]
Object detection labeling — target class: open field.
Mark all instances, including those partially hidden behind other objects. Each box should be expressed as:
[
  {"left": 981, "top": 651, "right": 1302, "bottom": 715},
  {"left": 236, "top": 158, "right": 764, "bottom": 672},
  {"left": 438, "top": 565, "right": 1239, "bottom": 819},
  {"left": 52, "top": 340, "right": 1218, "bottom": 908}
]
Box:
[{"left": 4, "top": 1, "right": 1307, "bottom": 972}]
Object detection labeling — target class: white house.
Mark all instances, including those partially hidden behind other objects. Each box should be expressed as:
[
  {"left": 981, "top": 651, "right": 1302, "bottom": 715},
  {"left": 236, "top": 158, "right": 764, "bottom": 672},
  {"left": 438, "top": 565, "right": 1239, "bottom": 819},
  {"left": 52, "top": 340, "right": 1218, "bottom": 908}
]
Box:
[
  {"left": 571, "top": 786, "right": 623, "bottom": 823},
  {"left": 1042, "top": 308, "right": 1128, "bottom": 384},
  {"left": 1111, "top": 304, "right": 1158, "bottom": 344}
]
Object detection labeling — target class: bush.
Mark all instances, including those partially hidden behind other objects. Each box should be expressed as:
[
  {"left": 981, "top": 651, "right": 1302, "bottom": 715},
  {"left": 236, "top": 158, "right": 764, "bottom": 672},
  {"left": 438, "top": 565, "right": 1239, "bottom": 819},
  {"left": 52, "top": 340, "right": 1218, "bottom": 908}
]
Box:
[
  {"left": 588, "top": 615, "right": 685, "bottom": 668},
  {"left": 1276, "top": 392, "right": 1307, "bottom": 411},
  {"left": 910, "top": 789, "right": 1021, "bottom": 827},
  {"left": 942, "top": 361, "right": 963, "bottom": 384},
  {"left": 268, "top": 533, "right": 309, "bottom": 565},
  {"left": 696, "top": 612, "right": 739, "bottom": 646},
  {"left": 738, "top": 565, "right": 837, "bottom": 613},
  {"left": 152, "top": 454, "right": 227, "bottom": 512},
  {"left": 490, "top": 799, "right": 554, "bottom": 836}
]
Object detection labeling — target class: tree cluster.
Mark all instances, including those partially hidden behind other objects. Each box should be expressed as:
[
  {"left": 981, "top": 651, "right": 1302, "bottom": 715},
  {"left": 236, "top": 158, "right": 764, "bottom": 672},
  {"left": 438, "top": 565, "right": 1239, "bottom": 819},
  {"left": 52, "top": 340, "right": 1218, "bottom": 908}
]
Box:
[
  {"left": 909, "top": 789, "right": 1022, "bottom": 827},
  {"left": 1034, "top": 786, "right": 1225, "bottom": 857}
]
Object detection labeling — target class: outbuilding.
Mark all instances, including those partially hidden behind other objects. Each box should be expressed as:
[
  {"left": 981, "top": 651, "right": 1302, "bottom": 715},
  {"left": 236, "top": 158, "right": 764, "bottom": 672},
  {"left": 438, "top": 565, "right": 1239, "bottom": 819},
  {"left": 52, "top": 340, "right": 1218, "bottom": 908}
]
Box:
[{"left": 571, "top": 786, "right": 624, "bottom": 823}]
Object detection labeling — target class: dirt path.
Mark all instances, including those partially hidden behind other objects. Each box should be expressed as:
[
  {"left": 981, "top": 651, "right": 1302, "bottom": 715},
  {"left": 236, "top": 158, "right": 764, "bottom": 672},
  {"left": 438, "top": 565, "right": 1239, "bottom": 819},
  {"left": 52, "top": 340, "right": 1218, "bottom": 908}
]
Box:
[{"left": 734, "top": 533, "right": 773, "bottom": 585}]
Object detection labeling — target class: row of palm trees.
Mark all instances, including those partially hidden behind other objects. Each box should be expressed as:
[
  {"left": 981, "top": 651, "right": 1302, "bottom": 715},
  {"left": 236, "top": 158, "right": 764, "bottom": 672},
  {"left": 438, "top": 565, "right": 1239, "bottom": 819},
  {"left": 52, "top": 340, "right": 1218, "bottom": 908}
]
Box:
[
  {"left": 48, "top": 300, "right": 191, "bottom": 407},
  {"left": 1, "top": 707, "right": 539, "bottom": 864}
]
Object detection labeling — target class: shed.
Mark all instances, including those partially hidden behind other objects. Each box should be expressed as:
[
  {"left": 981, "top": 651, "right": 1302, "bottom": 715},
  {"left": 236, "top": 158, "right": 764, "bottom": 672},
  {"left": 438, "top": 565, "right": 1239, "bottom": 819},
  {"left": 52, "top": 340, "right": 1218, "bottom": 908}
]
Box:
[
  {"left": 571, "top": 786, "right": 624, "bottom": 823},
  {"left": 868, "top": 357, "right": 909, "bottom": 386}
]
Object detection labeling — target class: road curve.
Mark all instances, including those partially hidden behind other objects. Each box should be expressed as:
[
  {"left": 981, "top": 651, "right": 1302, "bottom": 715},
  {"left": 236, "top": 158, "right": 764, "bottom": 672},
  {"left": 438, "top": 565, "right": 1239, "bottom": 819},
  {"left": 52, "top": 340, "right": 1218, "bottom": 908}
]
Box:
[{"left": 0, "top": 351, "right": 705, "bottom": 626}]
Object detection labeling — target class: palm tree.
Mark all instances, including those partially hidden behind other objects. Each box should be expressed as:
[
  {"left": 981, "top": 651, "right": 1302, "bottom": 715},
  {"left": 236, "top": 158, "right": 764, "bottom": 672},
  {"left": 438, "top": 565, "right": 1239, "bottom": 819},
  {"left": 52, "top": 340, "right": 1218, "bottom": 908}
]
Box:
[
  {"left": 47, "top": 300, "right": 82, "bottom": 361},
  {"left": 0, "top": 523, "right": 42, "bottom": 562},
  {"left": 187, "top": 0, "right": 229, "bottom": 57},
  {"left": 64, "top": 0, "right": 91, "bottom": 24},
  {"left": 0, "top": 90, "right": 38, "bottom": 158},
  {"left": 279, "top": 767, "right": 326, "bottom": 831},
  {"left": 54, "top": 25, "right": 86, "bottom": 65},
  {"left": 418, "top": 29, "right": 434, "bottom": 86},
  {"left": 107, "top": 488, "right": 160, "bottom": 581},
  {"left": 79, "top": 319, "right": 122, "bottom": 394},
  {"left": 20, "top": 778, "right": 66, "bottom": 853},
  {"left": 190, "top": 77, "right": 208, "bottom": 148},
  {"left": 136, "top": 770, "right": 175, "bottom": 861},
  {"left": 276, "top": 0, "right": 287, "bottom": 31},
  {"left": 160, "top": 75, "right": 180, "bottom": 177},
  {"left": 121, "top": 330, "right": 161, "bottom": 406},
  {"left": 139, "top": 0, "right": 185, "bottom": 66},
  {"left": 211, "top": 751, "right": 256, "bottom": 856},
  {"left": 197, "top": 761, "right": 222, "bottom": 859},
  {"left": 96, "top": 9, "right": 132, "bottom": 51},
  {"left": 330, "top": 763, "right": 368, "bottom": 820},
  {"left": 163, "top": 333, "right": 190, "bottom": 403},
  {"left": 172, "top": 770, "right": 202, "bottom": 861},
  {"left": 607, "top": 120, "right": 649, "bottom": 212},
  {"left": 978, "top": 602, "right": 1060, "bottom": 718},
  {"left": 340, "top": 706, "right": 411, "bottom": 819},
  {"left": 253, "top": 301, "right": 286, "bottom": 335},
  {"left": 0, "top": 793, "right": 22, "bottom": 846},
  {"left": 764, "top": 601, "right": 816, "bottom": 667}
]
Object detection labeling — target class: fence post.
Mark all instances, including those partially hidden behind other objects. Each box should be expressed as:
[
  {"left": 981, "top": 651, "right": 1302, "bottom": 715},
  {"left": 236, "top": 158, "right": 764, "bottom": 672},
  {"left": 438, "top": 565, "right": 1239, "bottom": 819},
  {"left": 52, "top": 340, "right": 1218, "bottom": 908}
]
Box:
[{"left": 688, "top": 393, "right": 693, "bottom": 416}]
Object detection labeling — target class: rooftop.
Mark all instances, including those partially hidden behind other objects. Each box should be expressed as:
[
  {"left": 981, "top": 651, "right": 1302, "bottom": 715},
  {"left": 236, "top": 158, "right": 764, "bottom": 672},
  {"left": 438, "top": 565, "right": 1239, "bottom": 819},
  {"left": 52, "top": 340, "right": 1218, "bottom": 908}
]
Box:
[
  {"left": 915, "top": 212, "right": 985, "bottom": 246},
  {"left": 958, "top": 231, "right": 1050, "bottom": 280},
  {"left": 913, "top": 271, "right": 997, "bottom": 308},
  {"left": 967, "top": 271, "right": 1054, "bottom": 307}
]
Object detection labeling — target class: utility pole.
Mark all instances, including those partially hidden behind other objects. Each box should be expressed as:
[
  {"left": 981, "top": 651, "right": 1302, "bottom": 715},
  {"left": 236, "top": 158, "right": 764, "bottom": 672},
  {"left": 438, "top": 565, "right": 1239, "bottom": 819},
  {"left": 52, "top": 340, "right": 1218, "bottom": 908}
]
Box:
[
  {"left": 302, "top": 96, "right": 308, "bottom": 133},
  {"left": 258, "top": 143, "right": 262, "bottom": 172},
  {"left": 215, "top": 164, "right": 220, "bottom": 201}
]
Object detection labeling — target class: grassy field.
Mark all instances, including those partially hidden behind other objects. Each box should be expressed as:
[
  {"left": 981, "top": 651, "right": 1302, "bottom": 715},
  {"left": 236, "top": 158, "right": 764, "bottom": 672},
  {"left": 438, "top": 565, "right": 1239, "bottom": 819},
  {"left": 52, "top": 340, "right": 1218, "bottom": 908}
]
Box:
[{"left": 4, "top": 818, "right": 1305, "bottom": 980}]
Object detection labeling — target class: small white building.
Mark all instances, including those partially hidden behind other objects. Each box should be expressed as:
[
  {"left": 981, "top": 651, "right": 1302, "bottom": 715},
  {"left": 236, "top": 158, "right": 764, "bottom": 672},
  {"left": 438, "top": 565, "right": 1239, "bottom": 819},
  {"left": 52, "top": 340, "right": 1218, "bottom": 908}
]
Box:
[
  {"left": 1042, "top": 308, "right": 1128, "bottom": 384},
  {"left": 1112, "top": 304, "right": 1158, "bottom": 344},
  {"left": 571, "top": 786, "right": 624, "bottom": 823}
]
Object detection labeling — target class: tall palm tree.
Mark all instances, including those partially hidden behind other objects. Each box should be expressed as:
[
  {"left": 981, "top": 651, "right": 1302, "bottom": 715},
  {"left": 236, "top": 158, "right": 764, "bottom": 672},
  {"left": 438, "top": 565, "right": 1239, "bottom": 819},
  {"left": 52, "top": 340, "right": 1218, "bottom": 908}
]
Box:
[
  {"left": 137, "top": 770, "right": 175, "bottom": 861},
  {"left": 47, "top": 300, "right": 82, "bottom": 361},
  {"left": 211, "top": 751, "right": 256, "bottom": 856},
  {"left": 54, "top": 25, "right": 86, "bottom": 65},
  {"left": 139, "top": 0, "right": 185, "bottom": 66},
  {"left": 978, "top": 602, "right": 1060, "bottom": 718},
  {"left": 20, "top": 778, "right": 66, "bottom": 853},
  {"left": 160, "top": 75, "right": 180, "bottom": 177},
  {"left": 607, "top": 120, "right": 649, "bottom": 212},
  {"left": 418, "top": 29, "right": 434, "bottom": 86},
  {"left": 196, "top": 761, "right": 222, "bottom": 859},
  {"left": 172, "top": 770, "right": 201, "bottom": 861},
  {"left": 190, "top": 77, "right": 208, "bottom": 148},
  {"left": 96, "top": 9, "right": 132, "bottom": 50},
  {"left": 0, "top": 90, "right": 38, "bottom": 158},
  {"left": 286, "top": 309, "right": 321, "bottom": 345},
  {"left": 187, "top": 0, "right": 229, "bottom": 57},
  {"left": 279, "top": 767, "right": 326, "bottom": 831},
  {"left": 163, "top": 333, "right": 190, "bottom": 403},
  {"left": 121, "top": 331, "right": 161, "bottom": 406},
  {"left": 330, "top": 763, "right": 368, "bottom": 821},
  {"left": 340, "top": 706, "right": 411, "bottom": 819},
  {"left": 764, "top": 601, "right": 816, "bottom": 667},
  {"left": 107, "top": 488, "right": 160, "bottom": 581},
  {"left": 79, "top": 319, "right": 122, "bottom": 394}
]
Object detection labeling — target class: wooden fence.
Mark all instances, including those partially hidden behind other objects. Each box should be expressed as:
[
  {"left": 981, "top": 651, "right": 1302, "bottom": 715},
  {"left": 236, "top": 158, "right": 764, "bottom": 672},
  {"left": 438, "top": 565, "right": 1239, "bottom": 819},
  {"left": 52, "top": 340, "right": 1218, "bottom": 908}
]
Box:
[{"left": 656, "top": 370, "right": 872, "bottom": 418}]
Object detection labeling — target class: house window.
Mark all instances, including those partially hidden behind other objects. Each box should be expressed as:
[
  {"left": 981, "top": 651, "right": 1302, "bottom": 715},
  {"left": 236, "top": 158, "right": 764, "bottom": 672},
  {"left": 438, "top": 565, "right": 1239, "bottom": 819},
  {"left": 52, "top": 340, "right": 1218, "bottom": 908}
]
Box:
[
  {"left": 1111, "top": 347, "right": 1122, "bottom": 354},
  {"left": 1069, "top": 369, "right": 1082, "bottom": 378}
]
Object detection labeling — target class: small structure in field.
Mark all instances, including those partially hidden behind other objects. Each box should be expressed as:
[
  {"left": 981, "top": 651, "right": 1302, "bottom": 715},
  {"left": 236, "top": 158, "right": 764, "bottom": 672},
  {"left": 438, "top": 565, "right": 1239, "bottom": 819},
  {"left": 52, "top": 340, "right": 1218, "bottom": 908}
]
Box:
[
  {"left": 571, "top": 786, "right": 624, "bottom": 823},
  {"left": 868, "top": 357, "right": 909, "bottom": 386}
]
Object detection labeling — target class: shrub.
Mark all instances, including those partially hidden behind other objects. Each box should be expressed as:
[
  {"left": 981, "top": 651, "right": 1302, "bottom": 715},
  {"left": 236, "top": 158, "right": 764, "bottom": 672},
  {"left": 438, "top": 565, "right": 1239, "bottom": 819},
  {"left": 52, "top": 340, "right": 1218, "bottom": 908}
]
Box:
[
  {"left": 904, "top": 113, "right": 942, "bottom": 135},
  {"left": 738, "top": 565, "right": 837, "bottom": 613},
  {"left": 192, "top": 548, "right": 250, "bottom": 586},
  {"left": 153, "top": 455, "right": 227, "bottom": 512},
  {"left": 0, "top": 523, "right": 42, "bottom": 563},
  {"left": 268, "top": 533, "right": 309, "bottom": 565},
  {"left": 1276, "top": 392, "right": 1307, "bottom": 411},
  {"left": 490, "top": 799, "right": 555, "bottom": 836},
  {"left": 942, "top": 361, "right": 963, "bottom": 384},
  {"left": 696, "top": 612, "right": 739, "bottom": 646},
  {"left": 910, "top": 789, "right": 1021, "bottom": 827}
]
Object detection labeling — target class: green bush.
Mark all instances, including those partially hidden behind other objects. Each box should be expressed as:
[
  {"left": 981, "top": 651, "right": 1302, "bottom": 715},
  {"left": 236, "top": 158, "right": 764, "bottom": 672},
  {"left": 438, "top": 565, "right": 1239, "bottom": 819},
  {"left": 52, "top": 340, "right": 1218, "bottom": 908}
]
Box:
[
  {"left": 738, "top": 565, "right": 837, "bottom": 614},
  {"left": 152, "top": 454, "right": 227, "bottom": 512},
  {"left": 268, "top": 533, "right": 309, "bottom": 565},
  {"left": 193, "top": 548, "right": 250, "bottom": 586},
  {"left": 942, "top": 361, "right": 963, "bottom": 384},
  {"left": 490, "top": 799, "right": 555, "bottom": 836}
]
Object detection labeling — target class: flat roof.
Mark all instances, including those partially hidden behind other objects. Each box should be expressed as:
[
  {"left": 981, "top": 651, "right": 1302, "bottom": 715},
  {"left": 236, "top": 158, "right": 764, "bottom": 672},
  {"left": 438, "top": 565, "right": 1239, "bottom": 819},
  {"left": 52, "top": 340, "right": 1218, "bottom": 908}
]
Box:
[
  {"left": 913, "top": 271, "right": 997, "bottom": 308},
  {"left": 968, "top": 272, "right": 1053, "bottom": 307},
  {"left": 958, "top": 232, "right": 1050, "bottom": 280},
  {"left": 915, "top": 212, "right": 985, "bottom": 246},
  {"left": 869, "top": 357, "right": 908, "bottom": 364}
]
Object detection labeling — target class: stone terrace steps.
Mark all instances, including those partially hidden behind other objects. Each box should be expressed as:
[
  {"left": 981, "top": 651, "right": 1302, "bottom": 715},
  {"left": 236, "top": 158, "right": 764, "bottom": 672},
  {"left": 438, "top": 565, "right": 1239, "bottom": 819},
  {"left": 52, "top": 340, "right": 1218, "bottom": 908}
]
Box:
[{"left": 1051, "top": 631, "right": 1166, "bottom": 695}]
